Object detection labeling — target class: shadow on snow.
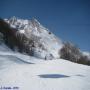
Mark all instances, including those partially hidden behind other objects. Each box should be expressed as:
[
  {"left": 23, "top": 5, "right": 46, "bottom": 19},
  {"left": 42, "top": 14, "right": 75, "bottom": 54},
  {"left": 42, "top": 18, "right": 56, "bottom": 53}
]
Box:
[{"left": 38, "top": 74, "right": 70, "bottom": 79}]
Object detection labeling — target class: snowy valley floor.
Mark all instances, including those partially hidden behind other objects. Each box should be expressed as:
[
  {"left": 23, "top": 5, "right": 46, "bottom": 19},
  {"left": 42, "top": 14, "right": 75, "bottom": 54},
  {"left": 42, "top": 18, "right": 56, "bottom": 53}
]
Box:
[{"left": 0, "top": 51, "right": 90, "bottom": 90}]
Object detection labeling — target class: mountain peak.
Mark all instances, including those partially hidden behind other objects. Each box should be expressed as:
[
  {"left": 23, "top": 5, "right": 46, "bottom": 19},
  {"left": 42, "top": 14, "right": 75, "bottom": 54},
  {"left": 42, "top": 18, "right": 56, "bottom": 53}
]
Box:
[
  {"left": 9, "top": 16, "right": 17, "bottom": 20},
  {"left": 9, "top": 16, "right": 17, "bottom": 23}
]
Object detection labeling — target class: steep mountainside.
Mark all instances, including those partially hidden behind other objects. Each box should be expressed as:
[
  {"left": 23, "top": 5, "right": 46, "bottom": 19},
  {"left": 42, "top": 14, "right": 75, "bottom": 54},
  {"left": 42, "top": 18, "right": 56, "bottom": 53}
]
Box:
[{"left": 0, "top": 17, "right": 63, "bottom": 59}]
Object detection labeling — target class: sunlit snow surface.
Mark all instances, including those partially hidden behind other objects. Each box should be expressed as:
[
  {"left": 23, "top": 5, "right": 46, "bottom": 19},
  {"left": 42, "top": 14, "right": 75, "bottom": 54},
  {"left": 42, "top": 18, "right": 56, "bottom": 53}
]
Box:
[{"left": 0, "top": 50, "right": 90, "bottom": 90}]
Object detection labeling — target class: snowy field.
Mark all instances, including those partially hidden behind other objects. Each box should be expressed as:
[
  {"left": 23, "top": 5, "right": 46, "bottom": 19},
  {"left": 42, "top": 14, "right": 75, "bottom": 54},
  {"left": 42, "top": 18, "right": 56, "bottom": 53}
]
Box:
[{"left": 0, "top": 51, "right": 90, "bottom": 90}]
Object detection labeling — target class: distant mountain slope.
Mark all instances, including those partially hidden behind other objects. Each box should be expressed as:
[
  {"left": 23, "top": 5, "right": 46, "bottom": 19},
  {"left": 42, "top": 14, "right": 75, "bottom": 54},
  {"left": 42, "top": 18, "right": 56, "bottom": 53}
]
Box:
[{"left": 0, "top": 17, "right": 63, "bottom": 59}]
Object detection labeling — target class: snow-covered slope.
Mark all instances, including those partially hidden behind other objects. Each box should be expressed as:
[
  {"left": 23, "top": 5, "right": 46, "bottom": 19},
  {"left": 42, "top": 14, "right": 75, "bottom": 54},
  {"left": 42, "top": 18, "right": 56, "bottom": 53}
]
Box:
[
  {"left": 83, "top": 52, "right": 90, "bottom": 59},
  {"left": 4, "top": 17, "right": 63, "bottom": 59},
  {"left": 0, "top": 51, "right": 90, "bottom": 90},
  {"left": 0, "top": 43, "right": 11, "bottom": 51}
]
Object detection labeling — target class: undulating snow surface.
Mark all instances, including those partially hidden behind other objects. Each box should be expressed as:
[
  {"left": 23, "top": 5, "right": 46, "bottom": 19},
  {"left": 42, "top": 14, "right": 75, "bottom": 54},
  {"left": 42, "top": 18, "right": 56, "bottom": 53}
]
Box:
[{"left": 0, "top": 51, "right": 90, "bottom": 90}]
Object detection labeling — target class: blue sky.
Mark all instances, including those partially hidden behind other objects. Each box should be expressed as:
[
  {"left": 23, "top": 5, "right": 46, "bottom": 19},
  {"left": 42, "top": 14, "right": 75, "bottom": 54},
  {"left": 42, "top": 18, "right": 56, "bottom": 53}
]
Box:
[{"left": 0, "top": 0, "right": 90, "bottom": 51}]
